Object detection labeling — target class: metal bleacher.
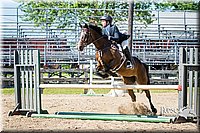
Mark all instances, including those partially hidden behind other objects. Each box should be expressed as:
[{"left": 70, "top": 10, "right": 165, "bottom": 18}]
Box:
[{"left": 1, "top": 7, "right": 199, "bottom": 87}]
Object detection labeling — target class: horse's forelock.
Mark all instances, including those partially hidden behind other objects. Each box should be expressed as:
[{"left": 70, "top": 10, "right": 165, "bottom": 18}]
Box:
[{"left": 82, "top": 28, "right": 89, "bottom": 32}]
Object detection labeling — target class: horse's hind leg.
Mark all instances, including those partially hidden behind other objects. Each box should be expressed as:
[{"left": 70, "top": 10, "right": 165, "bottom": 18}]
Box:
[
  {"left": 122, "top": 76, "right": 136, "bottom": 102},
  {"left": 128, "top": 90, "right": 136, "bottom": 102},
  {"left": 136, "top": 65, "right": 157, "bottom": 115},
  {"left": 144, "top": 90, "right": 157, "bottom": 115},
  {"left": 137, "top": 81, "right": 157, "bottom": 114}
]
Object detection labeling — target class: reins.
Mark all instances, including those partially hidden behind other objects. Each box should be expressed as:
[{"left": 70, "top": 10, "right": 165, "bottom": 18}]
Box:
[{"left": 90, "top": 34, "right": 104, "bottom": 45}]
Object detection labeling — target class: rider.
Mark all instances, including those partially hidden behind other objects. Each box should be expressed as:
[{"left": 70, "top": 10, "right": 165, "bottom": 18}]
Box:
[{"left": 100, "top": 15, "right": 134, "bottom": 68}]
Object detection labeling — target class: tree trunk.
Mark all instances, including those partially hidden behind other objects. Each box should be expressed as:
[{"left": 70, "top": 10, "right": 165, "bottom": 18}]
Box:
[{"left": 128, "top": 1, "right": 134, "bottom": 54}]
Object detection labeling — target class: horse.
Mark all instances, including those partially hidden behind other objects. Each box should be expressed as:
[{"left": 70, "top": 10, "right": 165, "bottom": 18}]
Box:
[{"left": 77, "top": 23, "right": 157, "bottom": 114}]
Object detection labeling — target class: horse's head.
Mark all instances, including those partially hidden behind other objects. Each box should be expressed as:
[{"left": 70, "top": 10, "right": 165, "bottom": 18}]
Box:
[
  {"left": 77, "top": 22, "right": 107, "bottom": 51},
  {"left": 77, "top": 23, "right": 93, "bottom": 51}
]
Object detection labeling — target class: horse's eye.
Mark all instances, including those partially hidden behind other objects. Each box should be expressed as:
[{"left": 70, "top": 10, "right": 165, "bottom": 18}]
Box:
[{"left": 81, "top": 35, "right": 85, "bottom": 40}]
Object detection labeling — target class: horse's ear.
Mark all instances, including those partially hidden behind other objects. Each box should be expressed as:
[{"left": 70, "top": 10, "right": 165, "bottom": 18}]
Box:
[
  {"left": 83, "top": 23, "right": 89, "bottom": 28},
  {"left": 79, "top": 23, "right": 82, "bottom": 28}
]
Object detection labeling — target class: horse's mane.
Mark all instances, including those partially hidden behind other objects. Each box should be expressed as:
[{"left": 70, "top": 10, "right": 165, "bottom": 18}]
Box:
[{"left": 88, "top": 23, "right": 102, "bottom": 35}]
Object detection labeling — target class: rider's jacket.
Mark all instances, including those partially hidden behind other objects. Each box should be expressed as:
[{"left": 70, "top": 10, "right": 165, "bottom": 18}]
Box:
[
  {"left": 102, "top": 24, "right": 120, "bottom": 43},
  {"left": 102, "top": 24, "right": 130, "bottom": 44}
]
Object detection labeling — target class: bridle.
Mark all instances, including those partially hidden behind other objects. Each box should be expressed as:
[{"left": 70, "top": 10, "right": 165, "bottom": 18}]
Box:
[{"left": 79, "top": 27, "right": 104, "bottom": 48}]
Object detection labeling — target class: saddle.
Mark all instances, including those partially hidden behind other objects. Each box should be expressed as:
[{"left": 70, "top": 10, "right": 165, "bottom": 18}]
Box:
[
  {"left": 117, "top": 33, "right": 130, "bottom": 44},
  {"left": 109, "top": 33, "right": 130, "bottom": 51}
]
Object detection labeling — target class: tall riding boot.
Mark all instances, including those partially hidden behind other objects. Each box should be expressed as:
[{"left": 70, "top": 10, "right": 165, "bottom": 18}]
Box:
[{"left": 123, "top": 47, "right": 134, "bottom": 68}]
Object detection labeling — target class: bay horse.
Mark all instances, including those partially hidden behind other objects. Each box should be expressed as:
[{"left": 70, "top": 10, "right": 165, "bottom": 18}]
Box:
[{"left": 77, "top": 23, "right": 157, "bottom": 114}]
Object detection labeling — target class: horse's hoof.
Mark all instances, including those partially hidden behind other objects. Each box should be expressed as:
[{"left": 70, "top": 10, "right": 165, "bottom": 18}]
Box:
[
  {"left": 131, "top": 99, "right": 136, "bottom": 102},
  {"left": 152, "top": 108, "right": 157, "bottom": 115},
  {"left": 101, "top": 75, "right": 109, "bottom": 79},
  {"left": 95, "top": 72, "right": 109, "bottom": 79},
  {"left": 110, "top": 72, "right": 118, "bottom": 77}
]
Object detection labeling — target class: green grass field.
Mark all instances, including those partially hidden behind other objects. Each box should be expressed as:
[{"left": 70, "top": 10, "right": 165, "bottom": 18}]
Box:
[{"left": 1, "top": 88, "right": 177, "bottom": 95}]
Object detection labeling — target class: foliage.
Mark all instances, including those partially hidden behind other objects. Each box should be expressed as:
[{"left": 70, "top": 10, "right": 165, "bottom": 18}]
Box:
[
  {"left": 154, "top": 1, "right": 199, "bottom": 10},
  {"left": 17, "top": 0, "right": 199, "bottom": 29},
  {"left": 18, "top": 1, "right": 154, "bottom": 28}
]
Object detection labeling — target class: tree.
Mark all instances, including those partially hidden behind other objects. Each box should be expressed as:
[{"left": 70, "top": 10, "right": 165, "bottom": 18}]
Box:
[
  {"left": 17, "top": 0, "right": 199, "bottom": 29},
  {"left": 18, "top": 0, "right": 155, "bottom": 28}
]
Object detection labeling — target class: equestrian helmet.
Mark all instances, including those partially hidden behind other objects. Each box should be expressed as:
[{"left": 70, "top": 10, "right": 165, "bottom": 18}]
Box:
[{"left": 100, "top": 15, "right": 112, "bottom": 23}]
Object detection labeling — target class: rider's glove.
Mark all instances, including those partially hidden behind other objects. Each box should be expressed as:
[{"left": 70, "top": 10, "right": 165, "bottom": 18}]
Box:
[
  {"left": 102, "top": 35, "right": 112, "bottom": 41},
  {"left": 102, "top": 35, "right": 108, "bottom": 39},
  {"left": 108, "top": 36, "right": 111, "bottom": 40}
]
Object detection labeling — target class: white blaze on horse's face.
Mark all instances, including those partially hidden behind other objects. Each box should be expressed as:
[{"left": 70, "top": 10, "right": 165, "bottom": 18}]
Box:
[
  {"left": 77, "top": 30, "right": 84, "bottom": 51},
  {"left": 77, "top": 28, "right": 90, "bottom": 51}
]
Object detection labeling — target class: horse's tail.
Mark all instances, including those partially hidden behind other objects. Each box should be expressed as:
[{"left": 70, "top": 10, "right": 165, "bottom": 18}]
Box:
[{"left": 143, "top": 63, "right": 150, "bottom": 85}]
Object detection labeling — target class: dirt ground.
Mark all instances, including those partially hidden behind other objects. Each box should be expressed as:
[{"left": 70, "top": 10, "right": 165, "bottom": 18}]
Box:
[{"left": 1, "top": 92, "right": 199, "bottom": 132}]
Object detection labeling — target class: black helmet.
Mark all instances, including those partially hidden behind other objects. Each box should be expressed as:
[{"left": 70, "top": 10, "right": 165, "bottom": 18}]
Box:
[{"left": 100, "top": 15, "right": 112, "bottom": 23}]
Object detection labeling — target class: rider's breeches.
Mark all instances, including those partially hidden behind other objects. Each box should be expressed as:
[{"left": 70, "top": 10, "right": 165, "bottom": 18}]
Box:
[{"left": 118, "top": 39, "right": 130, "bottom": 52}]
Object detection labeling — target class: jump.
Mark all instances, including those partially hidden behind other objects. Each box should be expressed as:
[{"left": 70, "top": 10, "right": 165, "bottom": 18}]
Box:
[{"left": 77, "top": 23, "right": 157, "bottom": 115}]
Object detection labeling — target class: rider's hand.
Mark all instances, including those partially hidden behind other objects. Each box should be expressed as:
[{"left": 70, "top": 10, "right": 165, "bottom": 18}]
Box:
[
  {"left": 102, "top": 35, "right": 108, "bottom": 39},
  {"left": 108, "top": 36, "right": 111, "bottom": 40}
]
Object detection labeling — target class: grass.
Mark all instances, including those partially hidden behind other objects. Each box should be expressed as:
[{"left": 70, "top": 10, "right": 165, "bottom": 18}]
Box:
[
  {"left": 1, "top": 88, "right": 15, "bottom": 95},
  {"left": 1, "top": 88, "right": 177, "bottom": 95},
  {"left": 43, "top": 88, "right": 110, "bottom": 94}
]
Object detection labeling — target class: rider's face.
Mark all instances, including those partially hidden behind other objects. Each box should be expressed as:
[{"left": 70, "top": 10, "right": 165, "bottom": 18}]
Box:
[{"left": 101, "top": 20, "right": 108, "bottom": 28}]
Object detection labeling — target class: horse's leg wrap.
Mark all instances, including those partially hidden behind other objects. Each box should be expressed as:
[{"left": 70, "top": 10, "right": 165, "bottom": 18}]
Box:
[{"left": 144, "top": 90, "right": 157, "bottom": 115}]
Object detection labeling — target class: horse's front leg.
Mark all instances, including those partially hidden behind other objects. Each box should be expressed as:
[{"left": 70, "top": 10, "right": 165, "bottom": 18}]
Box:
[
  {"left": 96, "top": 60, "right": 104, "bottom": 72},
  {"left": 95, "top": 56, "right": 109, "bottom": 78},
  {"left": 95, "top": 52, "right": 104, "bottom": 71}
]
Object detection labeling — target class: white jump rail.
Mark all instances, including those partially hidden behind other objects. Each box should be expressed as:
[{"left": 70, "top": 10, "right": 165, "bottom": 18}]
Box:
[{"left": 39, "top": 84, "right": 180, "bottom": 90}]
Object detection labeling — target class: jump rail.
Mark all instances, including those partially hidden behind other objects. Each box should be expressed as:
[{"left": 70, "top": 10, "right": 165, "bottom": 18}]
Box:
[{"left": 39, "top": 84, "right": 179, "bottom": 90}]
